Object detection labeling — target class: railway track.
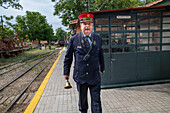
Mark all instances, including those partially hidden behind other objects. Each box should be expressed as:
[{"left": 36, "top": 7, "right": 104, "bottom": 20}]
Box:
[
  {"left": 0, "top": 49, "right": 62, "bottom": 113},
  {"left": 0, "top": 52, "right": 52, "bottom": 76}
]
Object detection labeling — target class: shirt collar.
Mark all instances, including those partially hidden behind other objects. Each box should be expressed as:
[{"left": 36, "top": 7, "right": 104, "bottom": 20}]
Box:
[{"left": 82, "top": 32, "right": 91, "bottom": 38}]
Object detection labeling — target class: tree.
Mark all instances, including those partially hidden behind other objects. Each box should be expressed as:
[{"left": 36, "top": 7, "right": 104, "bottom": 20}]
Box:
[
  {"left": 52, "top": 0, "right": 157, "bottom": 26},
  {"left": 0, "top": 0, "right": 23, "bottom": 10},
  {"left": 55, "top": 27, "right": 67, "bottom": 41},
  {"left": 15, "top": 11, "right": 54, "bottom": 42},
  {"left": 0, "top": 15, "right": 15, "bottom": 38}
]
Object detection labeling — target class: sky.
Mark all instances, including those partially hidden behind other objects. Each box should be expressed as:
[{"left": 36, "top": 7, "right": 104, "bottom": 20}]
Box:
[{"left": 0, "top": 0, "right": 68, "bottom": 33}]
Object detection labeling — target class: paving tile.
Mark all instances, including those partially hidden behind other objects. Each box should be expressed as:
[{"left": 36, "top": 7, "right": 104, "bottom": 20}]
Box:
[{"left": 33, "top": 49, "right": 170, "bottom": 113}]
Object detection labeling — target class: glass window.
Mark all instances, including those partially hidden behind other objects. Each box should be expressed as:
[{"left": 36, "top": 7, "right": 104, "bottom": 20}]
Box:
[
  {"left": 95, "top": 18, "right": 108, "bottom": 24},
  {"left": 111, "top": 33, "right": 123, "bottom": 39},
  {"left": 124, "top": 19, "right": 136, "bottom": 31},
  {"left": 111, "top": 39, "right": 123, "bottom": 45},
  {"left": 111, "top": 18, "right": 123, "bottom": 24},
  {"left": 138, "top": 39, "right": 148, "bottom": 44},
  {"left": 124, "top": 33, "right": 135, "bottom": 38},
  {"left": 162, "top": 38, "right": 170, "bottom": 44},
  {"left": 138, "top": 18, "right": 149, "bottom": 24},
  {"left": 163, "top": 17, "right": 170, "bottom": 23},
  {"left": 138, "top": 32, "right": 148, "bottom": 38},
  {"left": 137, "top": 12, "right": 148, "bottom": 16},
  {"left": 163, "top": 11, "right": 170, "bottom": 16},
  {"left": 96, "top": 25, "right": 109, "bottom": 31},
  {"left": 149, "top": 11, "right": 161, "bottom": 16},
  {"left": 149, "top": 38, "right": 160, "bottom": 44},
  {"left": 137, "top": 46, "right": 148, "bottom": 52},
  {"left": 102, "top": 48, "right": 109, "bottom": 53},
  {"left": 163, "top": 24, "right": 170, "bottom": 30},
  {"left": 162, "top": 46, "right": 170, "bottom": 51},
  {"left": 111, "top": 25, "right": 123, "bottom": 31},
  {"left": 102, "top": 39, "right": 109, "bottom": 45},
  {"left": 111, "top": 47, "right": 123, "bottom": 53},
  {"left": 149, "top": 46, "right": 160, "bottom": 51},
  {"left": 138, "top": 24, "right": 149, "bottom": 30},
  {"left": 150, "top": 32, "right": 160, "bottom": 38},
  {"left": 163, "top": 32, "right": 170, "bottom": 38},
  {"left": 98, "top": 33, "right": 109, "bottom": 38}
]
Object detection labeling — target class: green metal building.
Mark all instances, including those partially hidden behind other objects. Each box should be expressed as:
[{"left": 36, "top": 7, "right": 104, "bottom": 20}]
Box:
[{"left": 89, "top": 5, "right": 170, "bottom": 88}]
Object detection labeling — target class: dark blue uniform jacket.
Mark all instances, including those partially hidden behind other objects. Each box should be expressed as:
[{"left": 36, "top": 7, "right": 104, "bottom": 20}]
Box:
[{"left": 63, "top": 32, "right": 105, "bottom": 85}]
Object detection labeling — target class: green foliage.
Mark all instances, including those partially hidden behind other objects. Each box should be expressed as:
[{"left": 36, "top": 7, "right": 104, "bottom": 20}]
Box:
[
  {"left": 52, "top": 0, "right": 157, "bottom": 26},
  {"left": 0, "top": 0, "right": 23, "bottom": 10},
  {"left": 55, "top": 27, "right": 67, "bottom": 41},
  {"left": 0, "top": 15, "right": 15, "bottom": 38},
  {"left": 15, "top": 11, "right": 54, "bottom": 42}
]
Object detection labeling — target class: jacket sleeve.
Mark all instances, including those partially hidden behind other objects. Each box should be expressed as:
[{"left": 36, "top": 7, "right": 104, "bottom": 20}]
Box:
[
  {"left": 63, "top": 37, "right": 74, "bottom": 76},
  {"left": 99, "top": 37, "right": 105, "bottom": 72}
]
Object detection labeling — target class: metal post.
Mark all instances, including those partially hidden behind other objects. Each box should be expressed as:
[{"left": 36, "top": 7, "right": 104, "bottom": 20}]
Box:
[
  {"left": 88, "top": 0, "right": 91, "bottom": 12},
  {"left": 1, "top": 16, "right": 4, "bottom": 38},
  {"left": 86, "top": 2, "right": 88, "bottom": 12}
]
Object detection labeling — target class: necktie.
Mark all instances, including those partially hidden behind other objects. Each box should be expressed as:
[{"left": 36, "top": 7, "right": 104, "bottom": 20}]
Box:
[{"left": 85, "top": 36, "right": 90, "bottom": 49}]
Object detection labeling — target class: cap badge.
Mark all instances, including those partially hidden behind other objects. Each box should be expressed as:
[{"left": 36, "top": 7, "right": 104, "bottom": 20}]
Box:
[{"left": 87, "top": 14, "right": 90, "bottom": 17}]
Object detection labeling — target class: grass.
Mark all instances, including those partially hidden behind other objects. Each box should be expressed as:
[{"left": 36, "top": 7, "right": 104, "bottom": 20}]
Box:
[{"left": 0, "top": 47, "right": 60, "bottom": 66}]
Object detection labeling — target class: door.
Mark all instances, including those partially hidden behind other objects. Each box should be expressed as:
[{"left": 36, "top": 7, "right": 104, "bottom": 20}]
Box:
[{"left": 109, "top": 14, "right": 137, "bottom": 85}]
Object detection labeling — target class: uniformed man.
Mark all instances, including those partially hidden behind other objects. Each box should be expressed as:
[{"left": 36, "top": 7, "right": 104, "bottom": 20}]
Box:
[{"left": 63, "top": 13, "right": 105, "bottom": 113}]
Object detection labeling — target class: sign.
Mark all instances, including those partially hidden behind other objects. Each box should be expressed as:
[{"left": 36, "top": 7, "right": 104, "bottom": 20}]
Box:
[{"left": 116, "top": 15, "right": 131, "bottom": 19}]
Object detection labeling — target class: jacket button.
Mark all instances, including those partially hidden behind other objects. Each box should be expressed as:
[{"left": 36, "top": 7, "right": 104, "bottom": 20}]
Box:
[
  {"left": 86, "top": 72, "right": 88, "bottom": 75},
  {"left": 87, "top": 64, "right": 89, "bottom": 66}
]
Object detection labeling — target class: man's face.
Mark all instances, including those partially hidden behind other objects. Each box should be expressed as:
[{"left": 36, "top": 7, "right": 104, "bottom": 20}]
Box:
[{"left": 80, "top": 22, "right": 93, "bottom": 36}]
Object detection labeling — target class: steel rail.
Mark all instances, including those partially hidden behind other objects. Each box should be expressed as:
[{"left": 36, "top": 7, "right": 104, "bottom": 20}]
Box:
[
  {"left": 0, "top": 51, "right": 51, "bottom": 70},
  {"left": 3, "top": 67, "right": 46, "bottom": 113},
  {"left": 3, "top": 50, "right": 60, "bottom": 113},
  {"left": 0, "top": 51, "right": 53, "bottom": 76},
  {"left": 0, "top": 51, "right": 55, "bottom": 91}
]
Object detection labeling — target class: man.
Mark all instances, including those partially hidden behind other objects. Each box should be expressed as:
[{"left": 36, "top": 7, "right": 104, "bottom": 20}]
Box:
[{"left": 63, "top": 13, "right": 105, "bottom": 113}]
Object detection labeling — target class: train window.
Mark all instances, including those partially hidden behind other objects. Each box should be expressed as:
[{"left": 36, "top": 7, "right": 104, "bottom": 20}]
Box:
[
  {"left": 149, "top": 46, "right": 160, "bottom": 51},
  {"left": 162, "top": 46, "right": 170, "bottom": 51},
  {"left": 95, "top": 18, "right": 108, "bottom": 25},
  {"left": 137, "top": 46, "right": 148, "bottom": 52},
  {"left": 95, "top": 25, "right": 109, "bottom": 31}
]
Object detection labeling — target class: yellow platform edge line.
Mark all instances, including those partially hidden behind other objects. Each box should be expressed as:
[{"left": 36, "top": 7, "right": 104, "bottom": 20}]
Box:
[{"left": 24, "top": 47, "right": 65, "bottom": 113}]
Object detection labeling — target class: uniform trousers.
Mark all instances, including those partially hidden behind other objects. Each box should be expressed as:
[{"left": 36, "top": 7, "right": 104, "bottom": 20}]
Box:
[{"left": 76, "top": 82, "right": 102, "bottom": 113}]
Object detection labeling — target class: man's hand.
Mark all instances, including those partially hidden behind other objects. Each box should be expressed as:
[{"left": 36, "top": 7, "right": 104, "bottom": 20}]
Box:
[
  {"left": 64, "top": 75, "right": 69, "bottom": 80},
  {"left": 100, "top": 70, "right": 105, "bottom": 74}
]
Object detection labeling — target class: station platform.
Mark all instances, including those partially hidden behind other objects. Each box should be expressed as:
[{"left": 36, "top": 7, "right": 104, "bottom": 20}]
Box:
[{"left": 25, "top": 48, "right": 170, "bottom": 113}]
